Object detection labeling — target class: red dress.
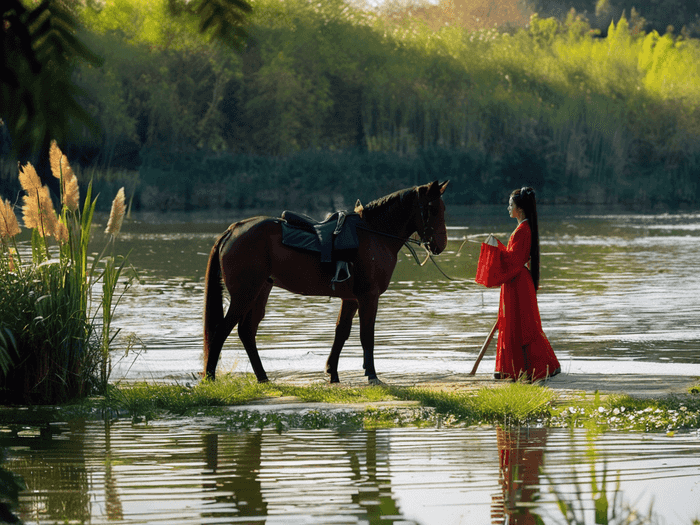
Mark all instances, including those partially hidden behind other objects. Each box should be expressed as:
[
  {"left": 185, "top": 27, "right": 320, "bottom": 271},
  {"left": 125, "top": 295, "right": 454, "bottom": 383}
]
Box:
[{"left": 475, "top": 221, "right": 560, "bottom": 381}]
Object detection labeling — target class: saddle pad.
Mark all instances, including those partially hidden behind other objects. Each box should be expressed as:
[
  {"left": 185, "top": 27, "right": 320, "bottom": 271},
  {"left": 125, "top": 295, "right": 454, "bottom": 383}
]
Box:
[{"left": 281, "top": 222, "right": 321, "bottom": 252}]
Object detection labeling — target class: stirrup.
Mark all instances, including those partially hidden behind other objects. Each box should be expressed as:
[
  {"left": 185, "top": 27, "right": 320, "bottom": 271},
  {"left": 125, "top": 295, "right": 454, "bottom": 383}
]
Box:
[{"left": 331, "top": 261, "right": 351, "bottom": 290}]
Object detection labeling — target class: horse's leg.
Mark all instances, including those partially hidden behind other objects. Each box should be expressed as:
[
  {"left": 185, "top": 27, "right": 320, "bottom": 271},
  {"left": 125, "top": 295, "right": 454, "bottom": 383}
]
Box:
[
  {"left": 205, "top": 308, "right": 238, "bottom": 381},
  {"left": 357, "top": 294, "right": 382, "bottom": 385},
  {"left": 238, "top": 280, "right": 273, "bottom": 383},
  {"left": 325, "top": 299, "right": 359, "bottom": 384}
]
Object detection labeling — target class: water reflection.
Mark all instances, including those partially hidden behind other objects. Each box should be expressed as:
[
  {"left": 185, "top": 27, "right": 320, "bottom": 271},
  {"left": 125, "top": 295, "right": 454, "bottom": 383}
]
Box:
[
  {"left": 3, "top": 420, "right": 700, "bottom": 524},
  {"left": 491, "top": 426, "right": 546, "bottom": 525},
  {"left": 201, "top": 431, "right": 267, "bottom": 520}
]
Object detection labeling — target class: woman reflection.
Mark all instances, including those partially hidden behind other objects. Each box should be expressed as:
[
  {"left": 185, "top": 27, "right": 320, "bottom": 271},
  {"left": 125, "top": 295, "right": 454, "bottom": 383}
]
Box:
[
  {"left": 491, "top": 426, "right": 547, "bottom": 525},
  {"left": 476, "top": 187, "right": 561, "bottom": 381}
]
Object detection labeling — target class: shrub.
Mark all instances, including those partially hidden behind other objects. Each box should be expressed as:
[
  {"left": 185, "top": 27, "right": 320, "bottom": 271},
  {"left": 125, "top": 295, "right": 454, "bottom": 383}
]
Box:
[{"left": 0, "top": 142, "right": 133, "bottom": 404}]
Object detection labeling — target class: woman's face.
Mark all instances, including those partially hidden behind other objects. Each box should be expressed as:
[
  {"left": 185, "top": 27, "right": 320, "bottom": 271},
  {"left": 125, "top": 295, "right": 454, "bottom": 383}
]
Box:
[{"left": 508, "top": 197, "right": 523, "bottom": 220}]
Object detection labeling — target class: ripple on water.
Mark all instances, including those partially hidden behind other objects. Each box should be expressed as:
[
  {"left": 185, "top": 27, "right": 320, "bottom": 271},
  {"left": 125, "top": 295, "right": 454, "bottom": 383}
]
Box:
[{"left": 4, "top": 422, "right": 700, "bottom": 524}]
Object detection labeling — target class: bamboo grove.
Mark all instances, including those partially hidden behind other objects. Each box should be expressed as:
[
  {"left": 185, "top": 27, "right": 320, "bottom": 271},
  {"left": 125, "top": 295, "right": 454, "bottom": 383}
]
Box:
[{"left": 3, "top": 0, "right": 700, "bottom": 209}]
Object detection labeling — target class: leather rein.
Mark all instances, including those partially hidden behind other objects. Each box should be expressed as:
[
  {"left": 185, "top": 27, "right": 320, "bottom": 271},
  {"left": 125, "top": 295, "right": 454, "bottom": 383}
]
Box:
[{"left": 356, "top": 197, "right": 460, "bottom": 281}]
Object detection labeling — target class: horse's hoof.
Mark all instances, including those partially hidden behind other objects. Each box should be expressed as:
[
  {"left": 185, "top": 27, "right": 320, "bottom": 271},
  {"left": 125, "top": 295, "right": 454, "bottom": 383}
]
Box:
[
  {"left": 368, "top": 377, "right": 384, "bottom": 386},
  {"left": 257, "top": 376, "right": 269, "bottom": 384}
]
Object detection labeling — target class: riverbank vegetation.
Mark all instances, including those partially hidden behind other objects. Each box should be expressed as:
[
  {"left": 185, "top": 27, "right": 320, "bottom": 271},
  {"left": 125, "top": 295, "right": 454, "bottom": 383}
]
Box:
[
  {"left": 3, "top": 0, "right": 700, "bottom": 210},
  {"left": 26, "top": 374, "right": 692, "bottom": 433},
  {"left": 0, "top": 143, "right": 133, "bottom": 404}
]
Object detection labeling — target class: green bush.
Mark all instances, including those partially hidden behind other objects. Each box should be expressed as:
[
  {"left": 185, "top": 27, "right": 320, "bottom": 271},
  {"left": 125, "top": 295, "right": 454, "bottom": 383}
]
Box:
[{"left": 0, "top": 143, "right": 133, "bottom": 404}]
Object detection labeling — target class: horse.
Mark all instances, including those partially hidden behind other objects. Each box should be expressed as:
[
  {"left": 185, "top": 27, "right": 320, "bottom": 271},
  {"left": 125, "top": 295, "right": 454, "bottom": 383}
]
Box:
[{"left": 203, "top": 180, "right": 449, "bottom": 385}]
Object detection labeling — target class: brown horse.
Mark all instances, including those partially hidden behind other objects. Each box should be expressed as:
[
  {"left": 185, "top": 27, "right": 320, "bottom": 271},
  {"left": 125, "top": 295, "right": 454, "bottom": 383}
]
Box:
[{"left": 203, "top": 180, "right": 449, "bottom": 384}]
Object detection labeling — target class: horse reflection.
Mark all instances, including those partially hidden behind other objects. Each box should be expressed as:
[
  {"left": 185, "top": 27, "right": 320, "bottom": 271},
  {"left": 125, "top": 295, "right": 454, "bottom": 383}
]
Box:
[
  {"left": 491, "top": 426, "right": 547, "bottom": 525},
  {"left": 201, "top": 428, "right": 406, "bottom": 523}
]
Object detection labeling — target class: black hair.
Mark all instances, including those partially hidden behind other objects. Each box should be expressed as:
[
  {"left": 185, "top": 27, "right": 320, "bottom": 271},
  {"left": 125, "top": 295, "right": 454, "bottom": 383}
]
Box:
[{"left": 510, "top": 186, "right": 540, "bottom": 289}]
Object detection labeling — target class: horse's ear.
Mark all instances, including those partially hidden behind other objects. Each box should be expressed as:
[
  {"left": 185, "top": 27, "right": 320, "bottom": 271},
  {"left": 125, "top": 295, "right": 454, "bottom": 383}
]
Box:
[
  {"left": 427, "top": 180, "right": 443, "bottom": 199},
  {"left": 439, "top": 180, "right": 450, "bottom": 194},
  {"left": 354, "top": 199, "right": 363, "bottom": 214}
]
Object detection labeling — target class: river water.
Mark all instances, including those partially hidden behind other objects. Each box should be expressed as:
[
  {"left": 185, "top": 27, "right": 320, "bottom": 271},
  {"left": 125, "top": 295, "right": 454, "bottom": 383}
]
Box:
[
  {"left": 3, "top": 205, "right": 700, "bottom": 524},
  {"left": 105, "top": 205, "right": 700, "bottom": 380},
  {"left": 3, "top": 420, "right": 700, "bottom": 524}
]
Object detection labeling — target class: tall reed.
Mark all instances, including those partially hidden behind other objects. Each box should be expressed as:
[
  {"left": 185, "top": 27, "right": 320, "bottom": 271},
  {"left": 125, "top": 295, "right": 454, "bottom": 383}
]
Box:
[{"left": 0, "top": 142, "right": 133, "bottom": 404}]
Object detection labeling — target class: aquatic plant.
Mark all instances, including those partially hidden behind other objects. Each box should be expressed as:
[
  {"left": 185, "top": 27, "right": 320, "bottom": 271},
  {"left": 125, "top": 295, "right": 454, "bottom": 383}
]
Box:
[
  {"left": 549, "top": 394, "right": 700, "bottom": 432},
  {"left": 549, "top": 429, "right": 658, "bottom": 525},
  {"left": 0, "top": 142, "right": 134, "bottom": 404}
]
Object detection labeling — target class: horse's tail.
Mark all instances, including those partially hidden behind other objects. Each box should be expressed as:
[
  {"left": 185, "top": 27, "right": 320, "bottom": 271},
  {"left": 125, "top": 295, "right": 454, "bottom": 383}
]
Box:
[{"left": 203, "top": 230, "right": 229, "bottom": 368}]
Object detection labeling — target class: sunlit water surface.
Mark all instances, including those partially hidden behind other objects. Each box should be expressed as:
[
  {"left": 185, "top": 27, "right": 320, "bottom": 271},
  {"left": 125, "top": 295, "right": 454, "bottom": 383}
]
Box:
[
  {"left": 99, "top": 206, "right": 700, "bottom": 380},
  {"left": 5, "top": 206, "right": 700, "bottom": 525}
]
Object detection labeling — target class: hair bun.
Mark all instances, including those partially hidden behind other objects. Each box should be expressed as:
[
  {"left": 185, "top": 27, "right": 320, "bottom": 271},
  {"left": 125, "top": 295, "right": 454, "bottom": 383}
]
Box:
[{"left": 520, "top": 186, "right": 535, "bottom": 198}]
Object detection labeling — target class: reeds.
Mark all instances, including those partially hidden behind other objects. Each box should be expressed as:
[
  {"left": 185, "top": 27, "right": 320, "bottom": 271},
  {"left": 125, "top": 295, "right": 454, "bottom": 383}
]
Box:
[{"left": 0, "top": 143, "right": 133, "bottom": 404}]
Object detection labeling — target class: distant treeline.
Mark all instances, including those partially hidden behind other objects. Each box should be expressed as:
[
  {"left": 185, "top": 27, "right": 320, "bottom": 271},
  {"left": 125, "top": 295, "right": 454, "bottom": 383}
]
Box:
[{"left": 2, "top": 0, "right": 699, "bottom": 210}]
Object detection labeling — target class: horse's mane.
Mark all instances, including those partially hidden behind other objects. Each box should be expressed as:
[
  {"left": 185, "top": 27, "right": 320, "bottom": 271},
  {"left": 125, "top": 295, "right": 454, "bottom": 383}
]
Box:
[{"left": 357, "top": 186, "right": 418, "bottom": 230}]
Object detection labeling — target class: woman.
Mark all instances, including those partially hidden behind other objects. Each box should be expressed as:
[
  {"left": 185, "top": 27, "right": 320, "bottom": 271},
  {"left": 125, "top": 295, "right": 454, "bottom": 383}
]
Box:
[{"left": 475, "top": 187, "right": 560, "bottom": 381}]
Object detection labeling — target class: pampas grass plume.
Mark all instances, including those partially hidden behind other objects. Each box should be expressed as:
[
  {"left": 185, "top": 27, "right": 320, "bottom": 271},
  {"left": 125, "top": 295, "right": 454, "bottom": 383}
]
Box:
[
  {"left": 105, "top": 187, "right": 126, "bottom": 237},
  {"left": 19, "top": 161, "right": 59, "bottom": 238},
  {"left": 19, "top": 162, "right": 42, "bottom": 192},
  {"left": 49, "top": 141, "right": 62, "bottom": 180},
  {"left": 0, "top": 198, "right": 21, "bottom": 239},
  {"left": 49, "top": 141, "right": 80, "bottom": 212}
]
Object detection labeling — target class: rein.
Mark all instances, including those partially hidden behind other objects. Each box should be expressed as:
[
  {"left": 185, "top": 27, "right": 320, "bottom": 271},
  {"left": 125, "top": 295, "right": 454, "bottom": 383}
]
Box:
[
  {"left": 356, "top": 189, "right": 474, "bottom": 283},
  {"left": 355, "top": 223, "right": 468, "bottom": 282}
]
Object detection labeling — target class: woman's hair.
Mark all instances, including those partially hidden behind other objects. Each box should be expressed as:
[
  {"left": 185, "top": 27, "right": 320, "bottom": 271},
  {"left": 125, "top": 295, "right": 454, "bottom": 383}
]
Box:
[{"left": 510, "top": 186, "right": 540, "bottom": 289}]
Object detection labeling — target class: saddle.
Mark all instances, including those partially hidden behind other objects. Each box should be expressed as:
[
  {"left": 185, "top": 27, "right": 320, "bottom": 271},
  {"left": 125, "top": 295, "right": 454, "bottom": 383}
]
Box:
[{"left": 280, "top": 210, "right": 362, "bottom": 288}]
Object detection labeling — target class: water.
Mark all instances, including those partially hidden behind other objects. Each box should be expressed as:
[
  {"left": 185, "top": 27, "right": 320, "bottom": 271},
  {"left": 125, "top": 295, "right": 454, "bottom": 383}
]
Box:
[
  {"left": 102, "top": 206, "right": 700, "bottom": 380},
  {"left": 3, "top": 420, "right": 700, "bottom": 524},
  {"left": 3, "top": 206, "right": 700, "bottom": 524}
]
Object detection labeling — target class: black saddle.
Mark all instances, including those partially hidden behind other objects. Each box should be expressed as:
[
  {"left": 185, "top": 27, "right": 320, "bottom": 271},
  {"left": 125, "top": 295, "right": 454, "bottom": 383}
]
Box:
[{"left": 280, "top": 210, "right": 362, "bottom": 288}]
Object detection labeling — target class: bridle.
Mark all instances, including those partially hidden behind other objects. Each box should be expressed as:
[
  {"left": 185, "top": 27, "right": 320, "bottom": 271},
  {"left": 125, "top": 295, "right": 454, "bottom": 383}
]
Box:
[
  {"left": 416, "top": 197, "right": 443, "bottom": 254},
  {"left": 356, "top": 194, "right": 459, "bottom": 280}
]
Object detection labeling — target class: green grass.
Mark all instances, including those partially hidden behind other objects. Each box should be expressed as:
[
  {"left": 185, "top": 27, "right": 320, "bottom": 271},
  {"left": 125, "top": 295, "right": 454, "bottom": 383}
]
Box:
[
  {"left": 3, "top": 374, "right": 698, "bottom": 434},
  {"left": 91, "top": 376, "right": 700, "bottom": 434},
  {"left": 99, "top": 375, "right": 555, "bottom": 425},
  {"left": 102, "top": 374, "right": 397, "bottom": 419}
]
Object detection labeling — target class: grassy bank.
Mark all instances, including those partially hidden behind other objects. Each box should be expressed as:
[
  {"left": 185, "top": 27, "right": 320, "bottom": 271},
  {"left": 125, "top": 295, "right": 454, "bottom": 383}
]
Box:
[{"left": 22, "top": 374, "right": 691, "bottom": 433}]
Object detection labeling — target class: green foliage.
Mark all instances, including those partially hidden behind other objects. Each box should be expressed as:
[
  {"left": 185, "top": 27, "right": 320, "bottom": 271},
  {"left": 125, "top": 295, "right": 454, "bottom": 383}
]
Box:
[
  {"left": 0, "top": 147, "right": 133, "bottom": 404},
  {"left": 1, "top": 0, "right": 103, "bottom": 156},
  {"left": 47, "top": 1, "right": 700, "bottom": 208},
  {"left": 1, "top": 0, "right": 251, "bottom": 158}
]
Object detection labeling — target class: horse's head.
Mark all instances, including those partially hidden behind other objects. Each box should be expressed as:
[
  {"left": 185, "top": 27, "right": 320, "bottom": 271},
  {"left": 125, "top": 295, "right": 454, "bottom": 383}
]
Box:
[{"left": 416, "top": 180, "right": 449, "bottom": 255}]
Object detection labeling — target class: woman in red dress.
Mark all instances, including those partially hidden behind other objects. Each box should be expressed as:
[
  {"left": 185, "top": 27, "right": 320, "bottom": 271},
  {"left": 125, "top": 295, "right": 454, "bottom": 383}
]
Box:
[{"left": 476, "top": 187, "right": 560, "bottom": 381}]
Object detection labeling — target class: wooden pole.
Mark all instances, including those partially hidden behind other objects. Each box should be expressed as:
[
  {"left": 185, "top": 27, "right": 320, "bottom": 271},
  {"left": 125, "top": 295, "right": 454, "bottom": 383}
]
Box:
[{"left": 469, "top": 320, "right": 498, "bottom": 375}]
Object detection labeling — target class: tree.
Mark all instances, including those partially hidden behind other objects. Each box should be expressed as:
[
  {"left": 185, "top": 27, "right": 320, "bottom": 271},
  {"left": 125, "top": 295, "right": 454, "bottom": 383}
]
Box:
[
  {"left": 1, "top": 0, "right": 251, "bottom": 158},
  {"left": 1, "top": 0, "right": 102, "bottom": 158}
]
